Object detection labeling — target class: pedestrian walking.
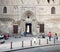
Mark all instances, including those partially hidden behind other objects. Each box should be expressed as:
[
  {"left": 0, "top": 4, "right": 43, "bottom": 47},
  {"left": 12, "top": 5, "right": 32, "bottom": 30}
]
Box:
[
  {"left": 54, "top": 33, "right": 58, "bottom": 42},
  {"left": 48, "top": 32, "right": 52, "bottom": 41},
  {"left": 24, "top": 32, "right": 26, "bottom": 36}
]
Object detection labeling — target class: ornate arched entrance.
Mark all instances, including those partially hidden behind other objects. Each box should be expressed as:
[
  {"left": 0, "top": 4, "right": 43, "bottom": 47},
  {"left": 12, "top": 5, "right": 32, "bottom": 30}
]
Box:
[
  {"left": 20, "top": 10, "right": 38, "bottom": 36},
  {"left": 24, "top": 11, "right": 33, "bottom": 34}
]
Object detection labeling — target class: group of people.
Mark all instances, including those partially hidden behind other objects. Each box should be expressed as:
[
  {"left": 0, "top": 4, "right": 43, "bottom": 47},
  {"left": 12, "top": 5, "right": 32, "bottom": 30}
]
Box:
[
  {"left": 33, "top": 32, "right": 58, "bottom": 44},
  {"left": 48, "top": 32, "right": 58, "bottom": 41},
  {"left": 2, "top": 33, "right": 9, "bottom": 40}
]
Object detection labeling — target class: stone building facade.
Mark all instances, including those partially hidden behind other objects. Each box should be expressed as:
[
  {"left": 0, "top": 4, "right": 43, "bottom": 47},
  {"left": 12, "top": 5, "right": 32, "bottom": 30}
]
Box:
[{"left": 0, "top": 0, "right": 60, "bottom": 36}]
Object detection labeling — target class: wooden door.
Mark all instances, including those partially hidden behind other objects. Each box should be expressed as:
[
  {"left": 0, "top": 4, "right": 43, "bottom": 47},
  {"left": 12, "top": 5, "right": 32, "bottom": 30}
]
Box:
[
  {"left": 13, "top": 25, "right": 18, "bottom": 34},
  {"left": 40, "top": 24, "right": 44, "bottom": 33}
]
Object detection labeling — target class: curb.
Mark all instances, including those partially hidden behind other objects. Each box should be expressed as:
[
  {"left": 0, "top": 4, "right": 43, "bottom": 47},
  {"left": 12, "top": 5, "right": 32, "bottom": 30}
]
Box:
[{"left": 3, "top": 44, "right": 60, "bottom": 52}]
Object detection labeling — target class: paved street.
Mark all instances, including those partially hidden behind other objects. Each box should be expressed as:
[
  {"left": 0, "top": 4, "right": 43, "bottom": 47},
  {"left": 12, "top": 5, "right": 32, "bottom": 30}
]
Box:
[
  {"left": 1, "top": 37, "right": 60, "bottom": 52},
  {"left": 12, "top": 45, "right": 60, "bottom": 52}
]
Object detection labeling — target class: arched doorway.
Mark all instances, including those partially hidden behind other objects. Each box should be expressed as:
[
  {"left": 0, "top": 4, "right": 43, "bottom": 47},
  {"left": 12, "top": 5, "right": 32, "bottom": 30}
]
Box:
[{"left": 24, "top": 10, "right": 33, "bottom": 34}]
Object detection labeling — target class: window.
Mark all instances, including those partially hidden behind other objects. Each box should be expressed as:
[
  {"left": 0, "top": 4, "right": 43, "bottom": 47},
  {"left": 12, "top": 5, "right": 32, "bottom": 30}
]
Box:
[
  {"left": 27, "top": 16, "right": 30, "bottom": 18},
  {"left": 51, "top": 7, "right": 55, "bottom": 14},
  {"left": 52, "top": 0, "right": 54, "bottom": 2},
  {"left": 47, "top": 0, "right": 50, "bottom": 3},
  {"left": 3, "top": 7, "right": 7, "bottom": 13}
]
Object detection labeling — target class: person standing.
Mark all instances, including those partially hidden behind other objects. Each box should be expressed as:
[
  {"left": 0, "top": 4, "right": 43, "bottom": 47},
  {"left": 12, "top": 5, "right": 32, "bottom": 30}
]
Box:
[
  {"left": 33, "top": 37, "right": 37, "bottom": 44},
  {"left": 6, "top": 33, "right": 9, "bottom": 40},
  {"left": 48, "top": 32, "right": 52, "bottom": 41},
  {"left": 4, "top": 35, "right": 6, "bottom": 40}
]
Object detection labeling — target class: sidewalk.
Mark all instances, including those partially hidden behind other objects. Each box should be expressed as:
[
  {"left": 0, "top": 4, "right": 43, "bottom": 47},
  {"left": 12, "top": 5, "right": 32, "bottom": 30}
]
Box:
[{"left": 0, "top": 37, "right": 60, "bottom": 52}]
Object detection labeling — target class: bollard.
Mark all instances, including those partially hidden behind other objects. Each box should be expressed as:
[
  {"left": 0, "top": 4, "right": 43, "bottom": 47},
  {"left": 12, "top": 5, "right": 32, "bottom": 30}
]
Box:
[
  {"left": 10, "top": 42, "right": 12, "bottom": 49},
  {"left": 22, "top": 41, "right": 24, "bottom": 47},
  {"left": 47, "top": 39, "right": 48, "bottom": 44},
  {"left": 30, "top": 40, "right": 32, "bottom": 46},
  {"left": 54, "top": 39, "right": 55, "bottom": 44},
  {"left": 39, "top": 39, "right": 40, "bottom": 45}
]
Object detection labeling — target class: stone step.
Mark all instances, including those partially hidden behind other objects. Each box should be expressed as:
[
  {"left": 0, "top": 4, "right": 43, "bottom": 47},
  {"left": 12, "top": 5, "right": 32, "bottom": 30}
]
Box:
[{"left": 26, "top": 34, "right": 33, "bottom": 37}]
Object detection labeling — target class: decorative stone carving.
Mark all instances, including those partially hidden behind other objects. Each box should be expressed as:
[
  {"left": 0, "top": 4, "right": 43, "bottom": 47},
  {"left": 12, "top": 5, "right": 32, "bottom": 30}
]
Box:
[
  {"left": 36, "top": 0, "right": 40, "bottom": 4},
  {"left": 21, "top": 0, "right": 24, "bottom": 4},
  {"left": 0, "top": 18, "right": 13, "bottom": 22},
  {"left": 14, "top": 5, "right": 18, "bottom": 9}
]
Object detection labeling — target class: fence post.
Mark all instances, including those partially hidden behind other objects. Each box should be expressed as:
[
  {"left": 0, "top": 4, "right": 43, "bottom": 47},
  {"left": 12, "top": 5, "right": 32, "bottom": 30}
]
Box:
[
  {"left": 10, "top": 41, "right": 12, "bottom": 49},
  {"left": 39, "top": 39, "right": 40, "bottom": 45},
  {"left": 47, "top": 39, "right": 48, "bottom": 44},
  {"left": 30, "top": 40, "right": 32, "bottom": 46},
  {"left": 22, "top": 41, "right": 24, "bottom": 47}
]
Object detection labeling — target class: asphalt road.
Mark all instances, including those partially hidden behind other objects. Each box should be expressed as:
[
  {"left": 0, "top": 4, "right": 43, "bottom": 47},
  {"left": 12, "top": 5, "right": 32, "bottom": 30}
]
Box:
[{"left": 11, "top": 45, "right": 60, "bottom": 52}]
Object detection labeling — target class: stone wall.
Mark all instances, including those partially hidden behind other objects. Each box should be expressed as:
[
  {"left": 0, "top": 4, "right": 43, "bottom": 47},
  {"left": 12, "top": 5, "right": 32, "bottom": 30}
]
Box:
[{"left": 0, "top": 0, "right": 60, "bottom": 36}]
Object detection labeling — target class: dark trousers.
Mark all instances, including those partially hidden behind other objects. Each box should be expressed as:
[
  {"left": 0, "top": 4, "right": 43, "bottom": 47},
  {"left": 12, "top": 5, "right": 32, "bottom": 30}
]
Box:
[{"left": 49, "top": 36, "right": 51, "bottom": 41}]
